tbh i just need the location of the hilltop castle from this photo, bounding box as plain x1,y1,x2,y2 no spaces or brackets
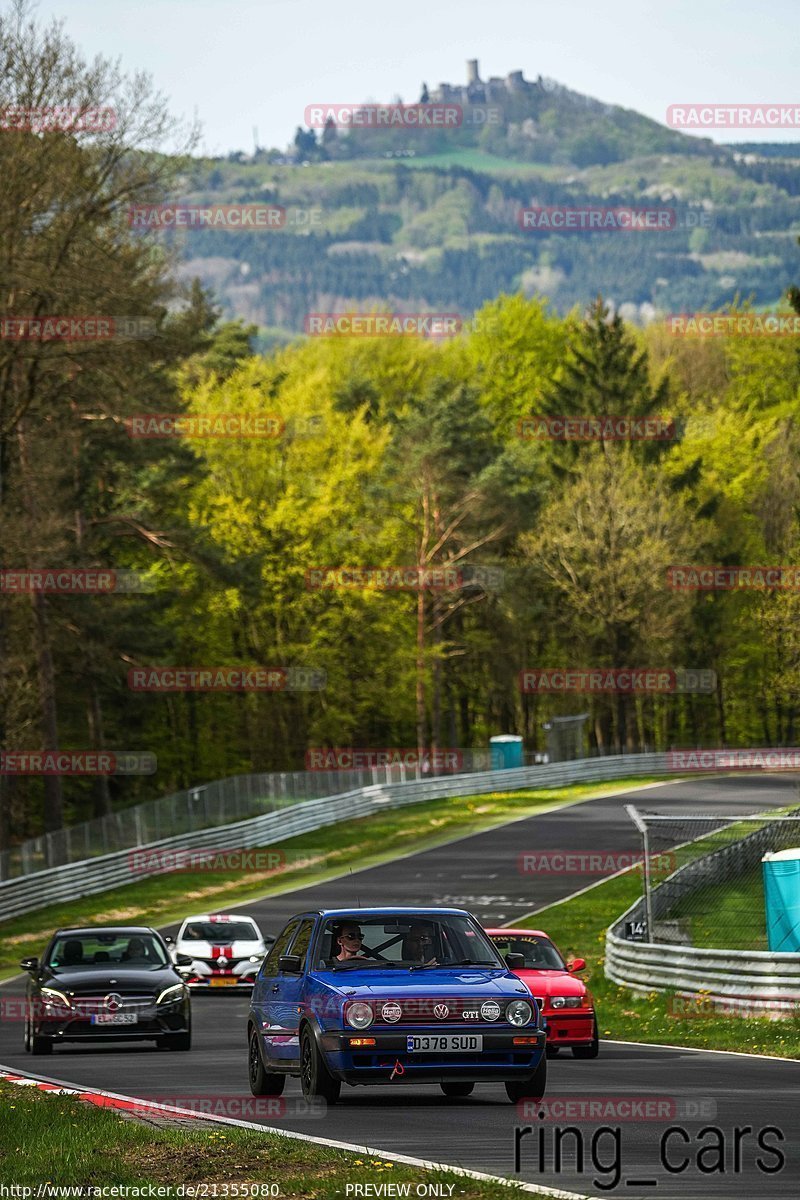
429,60,546,105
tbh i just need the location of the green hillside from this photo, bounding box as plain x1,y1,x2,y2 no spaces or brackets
149,65,800,332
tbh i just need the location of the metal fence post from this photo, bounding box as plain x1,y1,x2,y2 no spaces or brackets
626,804,654,943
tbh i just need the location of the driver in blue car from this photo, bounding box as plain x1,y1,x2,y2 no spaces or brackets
332,922,370,962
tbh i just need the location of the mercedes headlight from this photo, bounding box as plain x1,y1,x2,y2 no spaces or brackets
505,999,533,1027
157,984,185,1005
40,987,71,1010
345,1001,373,1029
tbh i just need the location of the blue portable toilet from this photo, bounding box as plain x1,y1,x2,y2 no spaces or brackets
762,848,800,952
490,735,523,770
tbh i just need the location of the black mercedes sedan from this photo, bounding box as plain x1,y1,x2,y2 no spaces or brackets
20,926,193,1053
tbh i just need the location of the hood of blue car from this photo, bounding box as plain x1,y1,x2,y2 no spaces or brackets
314,967,530,998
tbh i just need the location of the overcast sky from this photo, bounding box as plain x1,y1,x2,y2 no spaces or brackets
31,0,800,155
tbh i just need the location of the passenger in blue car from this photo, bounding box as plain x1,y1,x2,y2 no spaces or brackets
403,923,439,967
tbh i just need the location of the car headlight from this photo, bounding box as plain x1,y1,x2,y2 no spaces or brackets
345,1001,374,1029
249,955,262,963
505,999,533,1027
40,987,71,1010
157,984,186,1005
551,996,583,1009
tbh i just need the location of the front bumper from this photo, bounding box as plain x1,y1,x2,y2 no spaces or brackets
319,1025,547,1084
542,1010,595,1046
187,977,255,990
35,1006,189,1042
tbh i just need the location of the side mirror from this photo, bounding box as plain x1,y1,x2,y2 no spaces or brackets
175,954,194,967
264,934,276,945
505,952,525,970
278,954,302,974
19,956,39,974
568,958,586,972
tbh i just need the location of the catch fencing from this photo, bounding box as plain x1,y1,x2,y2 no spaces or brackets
0,752,667,922
605,805,800,1009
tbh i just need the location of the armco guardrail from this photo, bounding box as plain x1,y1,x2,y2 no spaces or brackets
605,903,800,1009
0,752,667,922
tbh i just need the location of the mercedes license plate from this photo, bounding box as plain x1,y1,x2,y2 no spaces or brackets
91,1013,137,1025
407,1034,482,1052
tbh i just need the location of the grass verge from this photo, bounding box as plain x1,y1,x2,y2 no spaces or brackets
0,1079,555,1196
520,871,800,1058
0,776,665,980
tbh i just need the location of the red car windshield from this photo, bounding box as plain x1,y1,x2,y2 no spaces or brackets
489,934,566,970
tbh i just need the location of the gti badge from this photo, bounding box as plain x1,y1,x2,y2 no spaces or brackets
433,1003,450,1019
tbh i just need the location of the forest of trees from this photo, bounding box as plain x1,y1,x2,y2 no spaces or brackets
3,2,800,851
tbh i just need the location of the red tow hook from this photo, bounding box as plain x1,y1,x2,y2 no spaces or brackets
390,1059,405,1081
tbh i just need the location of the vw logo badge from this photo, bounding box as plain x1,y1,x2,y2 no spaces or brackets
104,993,123,1012
433,1003,449,1020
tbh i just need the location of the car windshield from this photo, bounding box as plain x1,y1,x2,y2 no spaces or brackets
181,920,260,942
489,933,566,970
317,914,505,970
48,932,169,969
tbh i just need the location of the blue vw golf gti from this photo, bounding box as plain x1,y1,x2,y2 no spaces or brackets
247,907,547,1104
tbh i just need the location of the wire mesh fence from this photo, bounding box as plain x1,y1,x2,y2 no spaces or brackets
0,766,419,880
625,801,800,949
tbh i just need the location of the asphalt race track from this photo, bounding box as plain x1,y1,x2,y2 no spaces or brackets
2,774,799,1198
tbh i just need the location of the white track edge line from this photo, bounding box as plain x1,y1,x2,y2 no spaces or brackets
605,1039,800,1064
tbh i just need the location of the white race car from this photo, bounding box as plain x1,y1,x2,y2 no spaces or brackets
168,914,273,990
